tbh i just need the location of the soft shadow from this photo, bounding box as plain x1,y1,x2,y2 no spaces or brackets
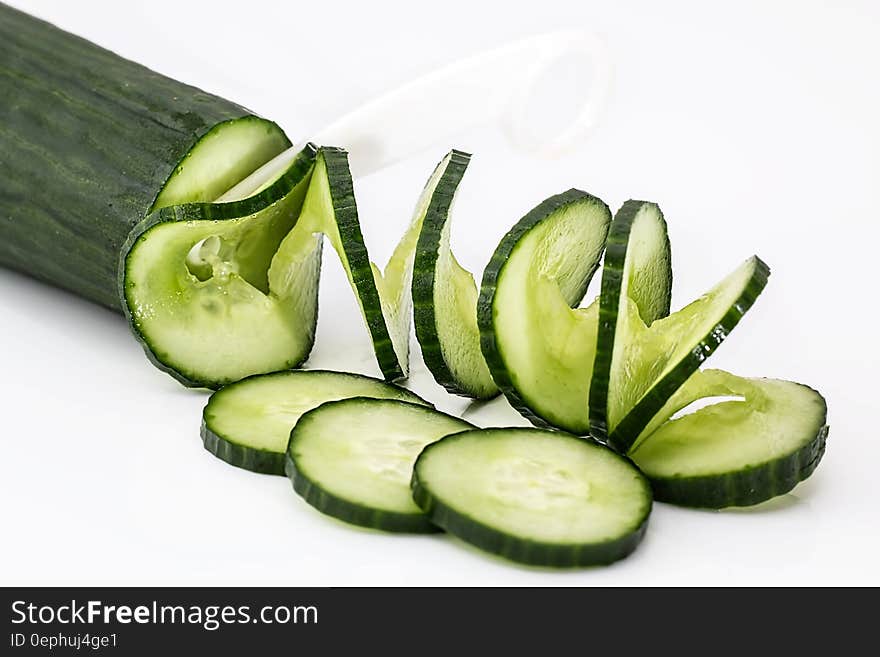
722,493,803,513
665,474,824,515
163,380,216,398
461,394,501,418
1,266,123,329
430,531,646,574
725,474,823,514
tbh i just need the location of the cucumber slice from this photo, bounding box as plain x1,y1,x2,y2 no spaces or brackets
477,190,611,433
291,148,430,381
589,200,672,439
121,145,319,388
412,150,498,399
630,370,828,508
201,370,430,475
412,428,652,567
286,398,473,533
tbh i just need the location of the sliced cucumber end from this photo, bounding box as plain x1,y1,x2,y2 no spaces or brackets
151,116,291,211
121,144,319,389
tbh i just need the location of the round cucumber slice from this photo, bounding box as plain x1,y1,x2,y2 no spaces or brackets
477,190,611,434
201,370,429,475
412,428,652,567
630,372,828,508
286,398,473,533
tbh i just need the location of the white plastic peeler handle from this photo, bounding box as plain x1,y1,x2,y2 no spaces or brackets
314,29,613,176
219,29,611,201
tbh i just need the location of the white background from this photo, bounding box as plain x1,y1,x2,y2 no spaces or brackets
2,0,878,586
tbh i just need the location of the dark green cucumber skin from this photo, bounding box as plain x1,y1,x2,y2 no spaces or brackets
202,423,286,475
320,148,404,382
590,200,672,442
285,454,440,533
607,257,770,454
0,4,288,310
412,149,496,399
477,190,609,430
412,429,652,568
119,146,319,389
201,368,431,476
285,398,471,533
646,402,828,508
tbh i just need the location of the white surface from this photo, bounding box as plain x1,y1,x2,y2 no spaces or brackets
1,0,878,586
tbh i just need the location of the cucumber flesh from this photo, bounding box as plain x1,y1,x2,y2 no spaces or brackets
630,370,828,508
412,150,498,399
477,191,611,434
286,398,473,532
412,428,652,567
614,202,672,324
201,369,429,475
122,144,319,388
152,117,292,211
604,255,769,452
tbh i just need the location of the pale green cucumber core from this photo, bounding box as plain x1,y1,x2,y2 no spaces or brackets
152,117,291,210
434,240,498,398
618,202,672,325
